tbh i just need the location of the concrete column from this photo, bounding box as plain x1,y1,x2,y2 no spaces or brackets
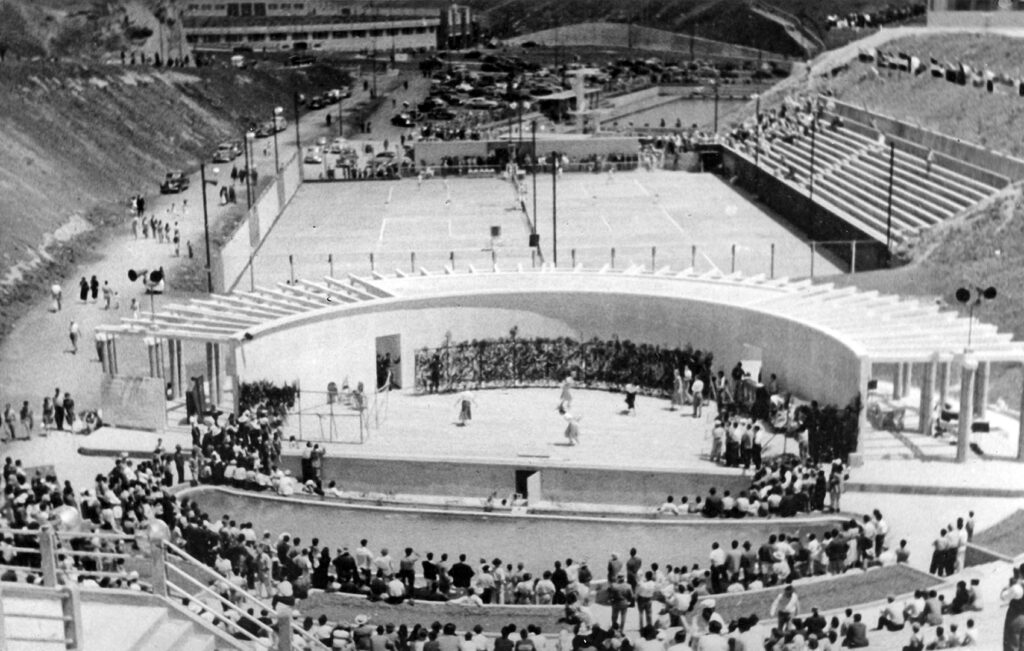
937,359,950,407
146,337,157,378
893,363,904,399
175,340,184,397
97,334,109,375
205,342,215,407
155,340,164,380
109,336,118,375
973,361,989,419
213,343,223,407
105,338,115,376
168,339,178,400
850,357,873,467
956,355,978,464
1018,365,1024,462
920,355,937,435
901,362,912,399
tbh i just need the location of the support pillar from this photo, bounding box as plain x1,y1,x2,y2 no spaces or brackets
920,355,937,435
850,357,873,467
205,342,215,408
937,359,950,408
956,355,977,464
1018,365,1024,462
146,337,158,378
175,340,184,398
97,334,109,375
893,363,904,400
901,362,912,399
168,339,178,400
111,336,119,375
213,343,223,407
105,337,116,376
155,340,164,380
973,361,989,419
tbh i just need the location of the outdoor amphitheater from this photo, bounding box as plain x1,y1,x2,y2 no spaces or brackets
9,12,1024,651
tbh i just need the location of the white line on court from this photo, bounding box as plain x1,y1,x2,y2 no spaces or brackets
633,179,651,196
597,213,612,232
656,205,686,237
701,252,721,273
378,219,388,243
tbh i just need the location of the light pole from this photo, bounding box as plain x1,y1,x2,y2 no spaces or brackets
808,123,818,202
508,101,518,163
885,140,896,254
753,93,761,169
199,164,220,293
518,101,529,150
272,109,281,173
712,78,720,133
338,97,345,139
955,286,997,352
551,151,558,266
293,91,301,156
242,129,253,208
531,120,538,235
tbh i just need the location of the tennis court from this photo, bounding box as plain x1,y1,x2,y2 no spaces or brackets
246,169,841,288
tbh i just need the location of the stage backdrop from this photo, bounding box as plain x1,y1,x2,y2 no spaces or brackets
99,375,167,432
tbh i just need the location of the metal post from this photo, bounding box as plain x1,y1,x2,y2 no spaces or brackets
754,93,761,169
242,130,253,209
651,246,656,270
713,81,719,133
808,125,817,201
288,254,295,285
551,153,558,266
61,584,83,650
272,113,280,173
956,355,977,464
168,338,177,399
571,249,576,267
731,244,736,273
249,253,255,291
770,243,775,279
611,247,616,269
328,254,334,277
214,343,222,407
370,252,375,272
200,163,214,293
449,251,454,269
851,240,857,274
277,607,294,651
691,245,696,270
411,251,416,273
885,141,895,253
531,249,536,268
151,544,169,598
39,526,58,587
293,91,301,160
810,242,816,278
531,121,538,234
338,98,344,138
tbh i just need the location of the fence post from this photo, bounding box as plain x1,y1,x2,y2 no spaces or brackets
277,607,294,651
850,240,857,274
611,247,616,269
731,244,736,274
531,249,536,268
328,253,335,278
691,244,697,270
151,543,169,598
571,249,576,268
370,252,375,272
249,253,255,291
411,251,416,273
651,246,656,270
810,241,816,278
770,243,775,279
288,254,295,285
449,250,455,270
491,249,497,271
62,583,83,651
39,526,58,587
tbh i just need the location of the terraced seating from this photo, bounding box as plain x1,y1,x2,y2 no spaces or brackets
733,122,1003,246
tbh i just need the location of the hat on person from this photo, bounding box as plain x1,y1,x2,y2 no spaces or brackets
354,614,369,625
128,571,140,581
700,598,717,609
277,582,293,597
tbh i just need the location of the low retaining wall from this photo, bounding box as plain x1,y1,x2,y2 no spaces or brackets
720,146,889,270
831,100,1018,187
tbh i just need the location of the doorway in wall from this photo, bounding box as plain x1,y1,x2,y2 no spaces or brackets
514,470,541,501
375,334,401,389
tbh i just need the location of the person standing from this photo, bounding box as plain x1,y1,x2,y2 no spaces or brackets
691,375,705,418
1001,566,1024,651
671,369,684,411
624,383,638,416
78,277,89,303
62,392,76,431
41,396,53,432
558,377,574,412
53,388,64,431
2,404,16,441
69,320,80,354
89,275,99,302
18,401,34,440
102,282,113,309
455,390,476,426
50,282,62,312
607,574,634,632
173,444,186,484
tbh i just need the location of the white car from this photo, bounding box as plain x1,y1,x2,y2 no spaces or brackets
303,147,323,164
329,137,348,154
465,97,499,110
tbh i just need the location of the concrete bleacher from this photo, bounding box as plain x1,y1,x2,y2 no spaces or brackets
752,121,1002,246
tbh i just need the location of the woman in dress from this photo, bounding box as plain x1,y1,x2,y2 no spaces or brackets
558,376,574,413
563,412,581,446
78,277,89,302
623,383,638,416
455,390,476,426
671,369,684,411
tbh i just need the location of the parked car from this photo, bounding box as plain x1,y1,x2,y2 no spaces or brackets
308,95,326,110
465,97,499,110
428,108,457,121
160,170,190,194
303,147,323,164
254,122,275,138
391,113,416,127
212,142,241,162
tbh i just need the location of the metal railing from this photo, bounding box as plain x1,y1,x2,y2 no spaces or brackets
0,525,326,651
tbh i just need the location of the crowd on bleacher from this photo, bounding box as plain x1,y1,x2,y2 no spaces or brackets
858,46,1024,97
825,3,926,31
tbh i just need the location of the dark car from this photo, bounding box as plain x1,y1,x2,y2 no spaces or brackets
160,171,190,194
308,95,326,110
391,113,416,127
428,108,457,121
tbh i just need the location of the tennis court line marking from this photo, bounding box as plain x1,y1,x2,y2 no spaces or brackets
378,219,387,243
701,252,721,273
597,213,612,232
633,179,651,196
657,205,686,237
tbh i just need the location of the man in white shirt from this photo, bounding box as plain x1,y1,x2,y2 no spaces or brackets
355,539,374,583
386,575,406,603
876,595,905,631
656,496,680,516
374,548,396,578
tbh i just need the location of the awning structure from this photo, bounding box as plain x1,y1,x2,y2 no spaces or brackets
96,264,1024,363
96,264,1024,462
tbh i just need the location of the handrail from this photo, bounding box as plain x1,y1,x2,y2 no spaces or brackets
165,564,278,641
163,540,328,650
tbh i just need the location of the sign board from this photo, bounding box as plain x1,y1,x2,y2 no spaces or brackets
99,376,167,432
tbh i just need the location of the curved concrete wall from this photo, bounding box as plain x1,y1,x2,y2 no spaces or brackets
235,285,863,407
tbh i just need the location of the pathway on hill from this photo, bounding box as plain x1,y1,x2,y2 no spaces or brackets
0,68,426,419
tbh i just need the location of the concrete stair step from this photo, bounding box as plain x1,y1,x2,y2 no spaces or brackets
80,602,167,651
131,617,195,651
2,595,69,650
